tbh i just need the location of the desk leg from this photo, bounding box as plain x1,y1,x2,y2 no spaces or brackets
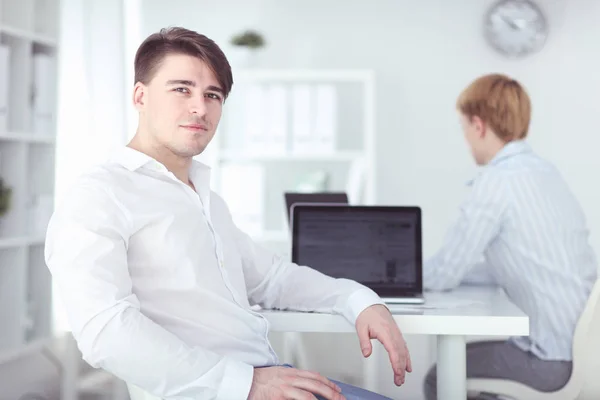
282,332,295,365
437,335,466,400
363,342,382,392
282,332,309,368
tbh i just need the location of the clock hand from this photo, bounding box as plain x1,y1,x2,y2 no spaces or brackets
502,15,520,30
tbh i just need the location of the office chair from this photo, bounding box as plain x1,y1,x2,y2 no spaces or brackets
467,279,600,400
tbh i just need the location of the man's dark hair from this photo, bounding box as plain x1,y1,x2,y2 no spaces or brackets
134,27,233,99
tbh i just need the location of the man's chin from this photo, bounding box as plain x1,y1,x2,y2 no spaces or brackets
470,150,484,166
171,144,208,159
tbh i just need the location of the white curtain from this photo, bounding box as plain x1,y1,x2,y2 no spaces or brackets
53,0,140,333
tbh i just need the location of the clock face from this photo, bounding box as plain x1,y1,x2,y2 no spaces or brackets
484,0,548,58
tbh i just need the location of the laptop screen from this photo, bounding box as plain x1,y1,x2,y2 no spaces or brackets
284,192,348,224
291,205,422,295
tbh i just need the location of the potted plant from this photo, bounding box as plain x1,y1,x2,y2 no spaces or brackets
0,177,11,217
231,30,266,49
228,30,266,69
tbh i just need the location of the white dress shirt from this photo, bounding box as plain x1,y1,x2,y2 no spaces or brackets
424,140,598,361
45,146,383,399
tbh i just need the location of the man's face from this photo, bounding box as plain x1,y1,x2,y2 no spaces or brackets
134,53,224,158
459,112,486,166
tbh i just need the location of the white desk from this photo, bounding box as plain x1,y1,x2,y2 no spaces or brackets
261,285,529,400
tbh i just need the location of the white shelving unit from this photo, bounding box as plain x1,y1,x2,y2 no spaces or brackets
0,0,59,369
197,68,377,256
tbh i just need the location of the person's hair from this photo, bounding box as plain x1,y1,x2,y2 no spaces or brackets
456,73,531,142
134,27,233,99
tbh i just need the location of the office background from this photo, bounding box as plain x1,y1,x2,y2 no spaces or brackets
1,0,599,399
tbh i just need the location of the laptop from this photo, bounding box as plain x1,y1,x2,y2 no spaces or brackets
291,204,425,304
284,192,348,225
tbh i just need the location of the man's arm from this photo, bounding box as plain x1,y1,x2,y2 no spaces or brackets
212,191,383,324
424,170,508,291
45,182,253,400
215,196,412,387
234,225,382,323
462,260,497,286
230,221,414,386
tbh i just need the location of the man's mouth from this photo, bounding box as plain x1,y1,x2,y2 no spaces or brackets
180,124,208,131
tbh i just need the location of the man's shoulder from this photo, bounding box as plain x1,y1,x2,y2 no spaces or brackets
72,161,126,187
59,161,134,208
493,147,555,172
48,163,133,239
472,165,511,188
485,150,563,185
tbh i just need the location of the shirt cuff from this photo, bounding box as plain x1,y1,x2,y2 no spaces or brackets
217,357,254,400
342,287,386,325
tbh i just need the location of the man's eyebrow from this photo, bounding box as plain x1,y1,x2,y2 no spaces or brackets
206,85,224,94
165,80,224,94
166,79,196,86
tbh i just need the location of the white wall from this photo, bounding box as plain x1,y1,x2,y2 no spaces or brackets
55,0,128,201
138,1,600,398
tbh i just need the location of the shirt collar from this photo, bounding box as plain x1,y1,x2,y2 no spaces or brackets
111,146,156,171
466,140,531,186
488,139,532,166
112,146,212,178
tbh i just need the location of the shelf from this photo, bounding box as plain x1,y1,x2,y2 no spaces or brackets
218,150,364,162
0,131,55,143
0,0,63,395
212,68,376,257
0,235,45,249
0,25,57,47
234,69,374,82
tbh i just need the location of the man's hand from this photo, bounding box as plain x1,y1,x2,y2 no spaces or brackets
355,304,412,386
247,366,346,400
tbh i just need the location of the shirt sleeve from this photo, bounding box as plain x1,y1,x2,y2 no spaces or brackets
45,178,254,400
461,260,498,286
226,215,384,325
423,170,509,291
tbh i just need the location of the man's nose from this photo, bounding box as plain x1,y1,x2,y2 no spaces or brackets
190,97,207,116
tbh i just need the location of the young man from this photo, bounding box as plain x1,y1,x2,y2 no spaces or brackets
422,74,598,399
45,27,411,400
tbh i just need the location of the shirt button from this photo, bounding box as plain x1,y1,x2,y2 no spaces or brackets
220,260,224,268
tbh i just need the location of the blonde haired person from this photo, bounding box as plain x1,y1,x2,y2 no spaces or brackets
423,74,597,400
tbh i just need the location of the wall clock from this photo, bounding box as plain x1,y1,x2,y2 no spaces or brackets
484,0,548,58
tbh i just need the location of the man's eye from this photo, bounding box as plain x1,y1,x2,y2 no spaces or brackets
174,87,189,94
206,93,222,101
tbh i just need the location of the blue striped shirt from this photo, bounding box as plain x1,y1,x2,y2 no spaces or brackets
424,140,598,361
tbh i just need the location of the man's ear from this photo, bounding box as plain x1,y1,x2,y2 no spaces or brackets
472,115,486,138
133,82,146,111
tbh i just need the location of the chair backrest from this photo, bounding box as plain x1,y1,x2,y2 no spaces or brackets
467,279,600,400
569,278,600,399
127,383,162,400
